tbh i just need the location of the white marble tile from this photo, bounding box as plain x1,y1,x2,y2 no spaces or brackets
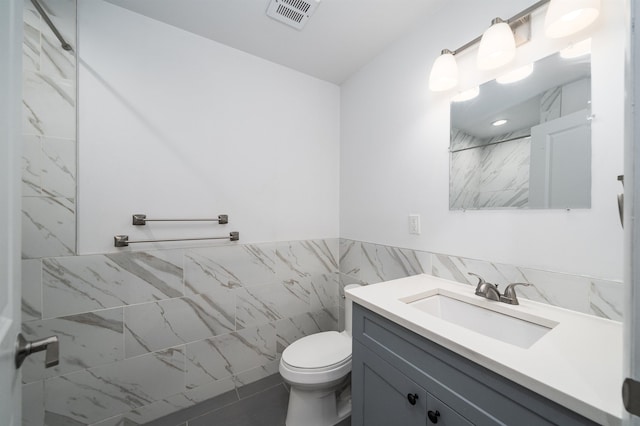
431,253,592,314
450,128,485,151
339,239,361,277
450,148,482,209
308,272,339,311
44,347,185,425
451,137,530,209
589,279,624,321
477,189,529,209
431,253,500,286
23,71,75,139
41,29,75,81
164,377,236,410
185,324,276,390
22,307,124,383
23,3,41,72
22,196,75,259
275,308,339,354
359,243,428,284
184,244,276,294
478,138,530,193
41,137,76,198
277,239,340,316
23,381,44,426
232,359,280,388
22,258,42,322
276,239,339,285
541,86,562,123
23,133,42,196
122,398,189,425
235,281,309,329
515,267,591,314
124,289,235,358
42,250,183,318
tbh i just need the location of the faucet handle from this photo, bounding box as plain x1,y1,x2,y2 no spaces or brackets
500,282,530,305
468,272,486,286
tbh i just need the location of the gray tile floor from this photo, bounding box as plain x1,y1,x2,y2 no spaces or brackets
146,373,351,426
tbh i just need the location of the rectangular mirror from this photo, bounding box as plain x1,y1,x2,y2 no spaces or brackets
449,50,592,210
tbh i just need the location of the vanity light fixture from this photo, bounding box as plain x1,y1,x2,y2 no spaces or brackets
492,119,508,126
544,0,600,39
428,0,601,92
451,87,480,102
429,49,458,92
496,63,534,84
477,18,517,71
560,38,592,58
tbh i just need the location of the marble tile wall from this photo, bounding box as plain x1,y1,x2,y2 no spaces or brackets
450,129,530,210
21,239,340,425
22,0,77,259
339,239,623,329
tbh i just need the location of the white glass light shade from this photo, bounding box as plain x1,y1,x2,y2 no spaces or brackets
452,87,480,102
429,51,458,92
477,20,516,71
496,63,534,84
544,0,600,39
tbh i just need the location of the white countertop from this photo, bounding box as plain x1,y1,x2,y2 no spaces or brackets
346,274,623,426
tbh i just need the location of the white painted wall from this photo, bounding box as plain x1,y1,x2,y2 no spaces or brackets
341,0,625,281
78,1,340,254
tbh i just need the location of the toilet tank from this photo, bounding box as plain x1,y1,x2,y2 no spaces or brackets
343,284,362,336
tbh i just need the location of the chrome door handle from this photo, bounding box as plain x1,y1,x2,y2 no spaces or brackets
15,333,59,369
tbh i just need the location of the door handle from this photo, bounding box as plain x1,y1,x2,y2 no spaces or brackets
15,333,59,369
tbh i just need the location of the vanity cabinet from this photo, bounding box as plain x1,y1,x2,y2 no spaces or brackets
351,304,598,426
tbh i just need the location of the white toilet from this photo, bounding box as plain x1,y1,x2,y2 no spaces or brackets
279,284,361,426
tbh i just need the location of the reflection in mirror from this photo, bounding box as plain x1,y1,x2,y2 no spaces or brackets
449,49,592,210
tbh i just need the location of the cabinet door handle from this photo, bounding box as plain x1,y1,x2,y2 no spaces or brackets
428,410,440,423
407,393,418,405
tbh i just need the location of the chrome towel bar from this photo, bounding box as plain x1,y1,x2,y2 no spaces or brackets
30,0,73,52
132,214,228,225
114,232,239,247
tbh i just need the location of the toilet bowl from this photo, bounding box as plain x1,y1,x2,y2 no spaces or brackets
279,284,361,426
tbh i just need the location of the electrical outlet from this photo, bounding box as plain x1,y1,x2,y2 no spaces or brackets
408,214,421,235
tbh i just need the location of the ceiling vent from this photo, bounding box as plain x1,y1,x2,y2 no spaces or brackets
266,0,321,30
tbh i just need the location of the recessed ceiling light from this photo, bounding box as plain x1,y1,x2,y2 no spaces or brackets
492,119,508,126
496,63,534,84
451,87,480,102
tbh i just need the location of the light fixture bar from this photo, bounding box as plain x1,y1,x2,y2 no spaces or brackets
448,0,549,56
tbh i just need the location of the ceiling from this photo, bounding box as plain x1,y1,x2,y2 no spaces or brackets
103,0,447,84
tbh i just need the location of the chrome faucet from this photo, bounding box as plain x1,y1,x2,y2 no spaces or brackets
468,272,500,301
468,273,531,305
499,282,530,305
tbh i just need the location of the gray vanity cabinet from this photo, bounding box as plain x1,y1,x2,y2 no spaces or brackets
351,304,598,426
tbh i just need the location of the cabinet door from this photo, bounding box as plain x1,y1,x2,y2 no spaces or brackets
353,341,426,426
426,393,473,426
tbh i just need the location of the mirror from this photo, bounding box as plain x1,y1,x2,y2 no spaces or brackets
450,50,592,210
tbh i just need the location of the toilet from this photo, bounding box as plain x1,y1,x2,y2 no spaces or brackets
279,284,361,426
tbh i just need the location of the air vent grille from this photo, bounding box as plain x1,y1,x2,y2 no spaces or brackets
282,0,311,13
266,0,320,30
276,4,304,23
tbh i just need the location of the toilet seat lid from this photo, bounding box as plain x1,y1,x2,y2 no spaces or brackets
282,331,351,370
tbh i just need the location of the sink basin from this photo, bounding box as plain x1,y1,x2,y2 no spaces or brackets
404,291,556,349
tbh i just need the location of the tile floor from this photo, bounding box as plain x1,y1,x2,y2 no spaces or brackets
147,373,351,426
